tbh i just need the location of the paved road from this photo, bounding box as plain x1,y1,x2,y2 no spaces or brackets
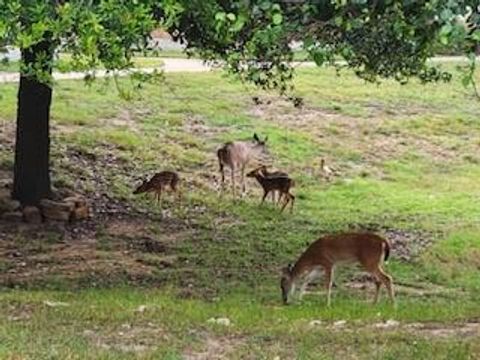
0,56,477,84
0,58,215,83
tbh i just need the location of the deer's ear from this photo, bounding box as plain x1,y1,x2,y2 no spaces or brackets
288,263,293,272
253,133,260,142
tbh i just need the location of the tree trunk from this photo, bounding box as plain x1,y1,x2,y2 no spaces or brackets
12,42,54,206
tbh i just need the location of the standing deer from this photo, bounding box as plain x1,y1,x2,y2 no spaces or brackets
217,133,268,197
260,165,293,205
246,166,295,212
258,165,288,203
280,232,395,306
133,171,180,205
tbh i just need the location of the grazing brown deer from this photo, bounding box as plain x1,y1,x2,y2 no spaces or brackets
280,232,394,306
246,166,295,212
133,171,180,205
217,133,268,197
258,165,288,203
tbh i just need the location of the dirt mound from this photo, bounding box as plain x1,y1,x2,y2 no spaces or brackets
347,223,434,261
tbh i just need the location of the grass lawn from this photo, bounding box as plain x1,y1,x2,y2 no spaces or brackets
0,62,480,358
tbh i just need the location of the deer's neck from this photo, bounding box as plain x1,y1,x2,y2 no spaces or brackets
247,143,263,156
290,254,315,279
254,174,267,184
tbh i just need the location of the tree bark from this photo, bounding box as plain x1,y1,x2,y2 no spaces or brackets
12,42,54,206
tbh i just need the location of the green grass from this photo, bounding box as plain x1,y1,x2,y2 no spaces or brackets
1,62,480,358
0,289,478,359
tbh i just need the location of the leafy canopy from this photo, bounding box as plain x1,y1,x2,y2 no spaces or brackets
0,0,479,93
173,1,479,92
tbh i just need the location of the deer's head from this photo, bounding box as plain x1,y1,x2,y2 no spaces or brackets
280,263,295,305
253,133,268,148
133,178,150,195
246,166,265,178
251,133,269,159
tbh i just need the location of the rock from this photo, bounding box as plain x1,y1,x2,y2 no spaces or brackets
63,195,89,221
374,319,400,329
0,191,20,213
40,199,74,221
83,329,95,337
43,300,70,307
309,320,323,327
64,195,87,208
333,320,347,328
8,313,31,321
43,208,71,222
71,204,89,220
135,305,147,313
0,179,11,189
1,211,23,222
23,206,43,224
207,317,231,326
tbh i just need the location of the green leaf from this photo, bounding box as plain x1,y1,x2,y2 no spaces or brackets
461,75,471,87
215,12,226,22
272,13,283,26
231,15,247,32
471,30,480,42
259,1,271,11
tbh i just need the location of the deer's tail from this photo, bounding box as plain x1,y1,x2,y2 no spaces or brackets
383,240,390,262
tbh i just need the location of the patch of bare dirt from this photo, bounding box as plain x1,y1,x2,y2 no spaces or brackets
183,334,245,360
83,322,169,354
183,114,222,138
370,320,480,339
405,322,480,338
0,211,195,288
307,319,480,339
344,278,462,299
347,223,435,261
249,98,460,179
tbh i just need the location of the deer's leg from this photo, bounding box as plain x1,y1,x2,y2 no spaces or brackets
261,190,269,205
240,165,246,197
324,265,334,307
155,188,162,206
373,267,395,305
231,167,236,198
289,193,295,213
299,269,320,301
171,182,181,202
219,163,225,191
280,192,290,212
371,275,382,304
